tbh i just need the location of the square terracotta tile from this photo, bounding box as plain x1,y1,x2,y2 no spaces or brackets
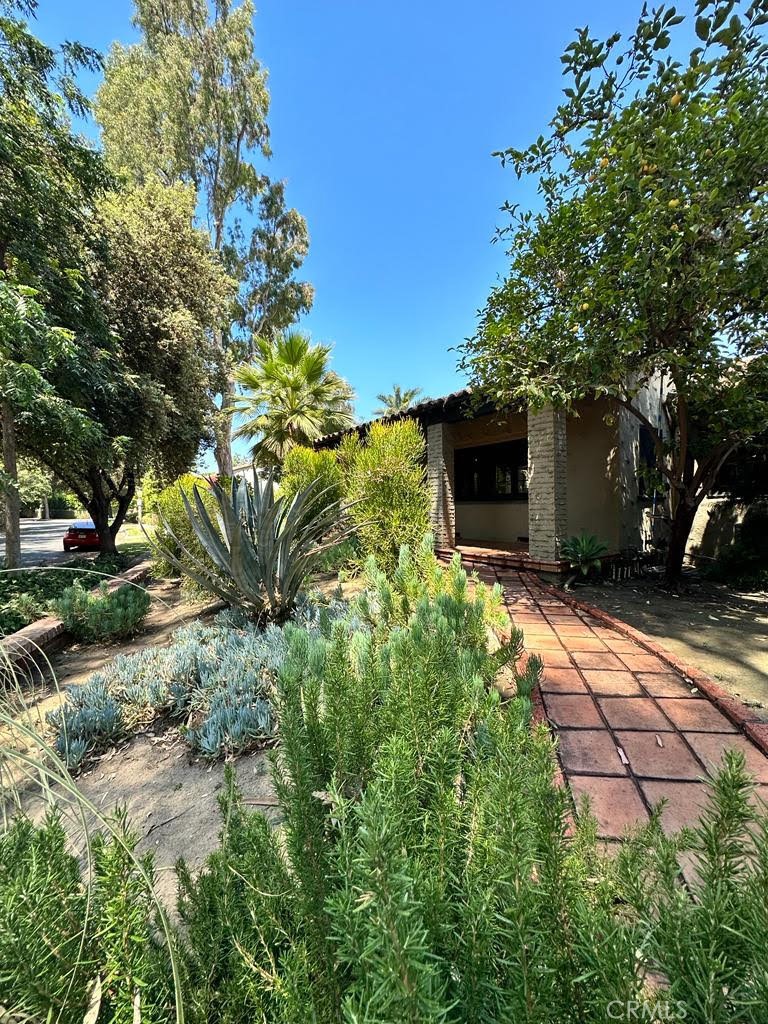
560,636,608,652
602,638,644,654
636,673,698,698
525,634,566,652
540,668,588,694
513,613,548,624
553,622,595,637
538,649,573,668
598,697,673,731
572,651,627,671
569,775,649,838
543,693,603,729
545,612,581,623
582,670,644,696
558,730,626,776
619,653,670,673
522,622,558,636
639,780,712,834
685,732,768,784
657,698,737,733
615,731,702,780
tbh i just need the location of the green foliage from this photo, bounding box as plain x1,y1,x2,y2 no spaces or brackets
52,580,150,643
232,331,356,466
0,810,172,1024
0,553,137,635
154,471,354,622
280,446,343,513
560,532,609,578
341,419,431,573
373,383,423,417
460,0,768,580
152,473,220,585
704,500,768,590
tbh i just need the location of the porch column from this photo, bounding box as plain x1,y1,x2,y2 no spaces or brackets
426,422,455,549
527,405,568,562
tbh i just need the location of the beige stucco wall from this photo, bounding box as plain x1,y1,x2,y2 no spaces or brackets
451,411,529,544
565,399,621,550
687,496,747,559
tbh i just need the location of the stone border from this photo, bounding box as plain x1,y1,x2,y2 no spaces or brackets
1,560,154,676
521,572,768,757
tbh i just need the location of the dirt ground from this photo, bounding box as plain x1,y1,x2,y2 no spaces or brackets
3,573,365,912
576,574,768,714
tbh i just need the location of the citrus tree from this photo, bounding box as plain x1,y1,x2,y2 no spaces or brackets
460,0,768,581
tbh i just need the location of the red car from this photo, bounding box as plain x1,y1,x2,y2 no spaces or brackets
63,519,101,552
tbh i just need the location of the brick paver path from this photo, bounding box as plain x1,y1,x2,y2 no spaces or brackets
487,569,768,843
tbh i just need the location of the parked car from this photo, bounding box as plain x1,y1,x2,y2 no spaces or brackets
63,519,100,551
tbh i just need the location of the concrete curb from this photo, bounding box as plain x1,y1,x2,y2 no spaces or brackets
521,572,768,758
1,560,154,678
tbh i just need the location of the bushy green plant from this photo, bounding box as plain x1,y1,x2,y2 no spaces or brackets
341,418,430,573
154,471,355,622
151,472,221,584
704,501,768,591
52,581,150,643
280,446,343,516
0,811,172,1024
560,532,608,586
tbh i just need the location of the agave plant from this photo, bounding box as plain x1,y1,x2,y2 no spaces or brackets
152,469,356,622
559,532,608,588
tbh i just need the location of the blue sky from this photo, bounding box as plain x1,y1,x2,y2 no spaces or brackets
34,0,644,431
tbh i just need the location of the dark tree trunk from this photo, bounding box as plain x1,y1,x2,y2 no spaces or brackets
214,381,235,479
2,399,21,569
87,489,117,555
664,499,698,583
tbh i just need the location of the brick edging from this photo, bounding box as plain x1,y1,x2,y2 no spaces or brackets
1,560,154,674
520,572,768,757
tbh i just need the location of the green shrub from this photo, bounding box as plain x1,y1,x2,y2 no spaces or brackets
0,811,172,1024
152,473,221,585
704,501,768,590
52,581,150,643
341,418,430,573
280,446,343,516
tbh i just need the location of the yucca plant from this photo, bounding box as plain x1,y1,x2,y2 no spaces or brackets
560,532,608,588
153,469,356,622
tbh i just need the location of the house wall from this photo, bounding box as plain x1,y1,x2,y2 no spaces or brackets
565,398,621,551
617,374,669,550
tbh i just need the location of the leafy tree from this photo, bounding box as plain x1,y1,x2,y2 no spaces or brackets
373,384,424,417
232,330,355,465
0,0,110,566
16,456,53,515
35,179,234,553
95,0,313,477
459,0,768,581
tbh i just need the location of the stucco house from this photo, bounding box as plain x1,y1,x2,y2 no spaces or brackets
318,385,667,573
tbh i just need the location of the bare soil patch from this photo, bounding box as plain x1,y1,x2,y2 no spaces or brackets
572,575,768,714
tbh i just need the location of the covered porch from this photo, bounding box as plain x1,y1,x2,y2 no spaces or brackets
427,397,637,573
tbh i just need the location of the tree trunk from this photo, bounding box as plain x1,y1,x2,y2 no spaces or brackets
214,380,235,478
41,495,49,519
107,472,135,547
2,399,21,569
664,499,698,583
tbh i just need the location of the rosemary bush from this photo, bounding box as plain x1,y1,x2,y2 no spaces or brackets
0,812,172,1024
52,581,151,643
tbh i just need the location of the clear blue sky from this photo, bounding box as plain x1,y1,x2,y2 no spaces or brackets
33,0,643,424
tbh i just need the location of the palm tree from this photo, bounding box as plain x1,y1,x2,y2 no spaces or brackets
231,330,356,465
373,384,423,417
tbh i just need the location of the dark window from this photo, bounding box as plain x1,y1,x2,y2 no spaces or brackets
455,439,528,502
638,426,656,499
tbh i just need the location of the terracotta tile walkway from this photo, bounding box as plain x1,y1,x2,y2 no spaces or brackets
485,568,768,843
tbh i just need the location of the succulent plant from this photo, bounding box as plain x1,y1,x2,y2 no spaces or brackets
153,469,357,621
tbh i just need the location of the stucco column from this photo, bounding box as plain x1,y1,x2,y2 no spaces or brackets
426,422,455,548
527,405,568,562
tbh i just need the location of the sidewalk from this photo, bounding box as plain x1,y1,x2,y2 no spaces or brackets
491,570,768,842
